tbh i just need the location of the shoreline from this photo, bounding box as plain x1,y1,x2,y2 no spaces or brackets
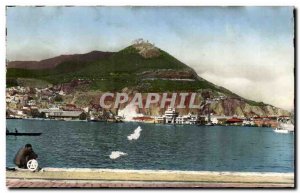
6,167,294,188
40,167,294,176
7,118,276,128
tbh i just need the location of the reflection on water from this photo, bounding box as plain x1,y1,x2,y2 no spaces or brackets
6,119,294,172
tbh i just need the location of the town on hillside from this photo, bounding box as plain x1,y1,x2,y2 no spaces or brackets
6,85,293,128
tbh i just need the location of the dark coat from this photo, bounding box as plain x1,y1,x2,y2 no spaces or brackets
14,147,38,168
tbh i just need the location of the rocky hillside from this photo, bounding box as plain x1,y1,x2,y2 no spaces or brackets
61,89,290,117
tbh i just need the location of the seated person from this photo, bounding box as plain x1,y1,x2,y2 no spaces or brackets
14,144,38,169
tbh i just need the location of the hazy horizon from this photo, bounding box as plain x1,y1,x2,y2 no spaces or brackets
6,6,294,111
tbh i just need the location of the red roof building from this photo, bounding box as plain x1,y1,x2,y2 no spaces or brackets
226,118,243,123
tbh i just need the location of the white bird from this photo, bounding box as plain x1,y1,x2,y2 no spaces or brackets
109,151,127,159
127,126,142,140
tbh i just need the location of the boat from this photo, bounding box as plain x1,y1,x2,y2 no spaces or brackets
273,117,294,134
278,122,294,131
274,128,289,134
205,122,214,126
6,132,42,136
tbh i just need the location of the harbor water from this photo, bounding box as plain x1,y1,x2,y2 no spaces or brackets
6,119,294,172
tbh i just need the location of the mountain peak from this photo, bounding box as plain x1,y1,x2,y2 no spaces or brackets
131,39,161,58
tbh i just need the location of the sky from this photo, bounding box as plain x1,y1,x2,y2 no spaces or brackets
6,6,294,110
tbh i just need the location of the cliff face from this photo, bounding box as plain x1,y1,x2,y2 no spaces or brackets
208,99,290,117
66,90,290,117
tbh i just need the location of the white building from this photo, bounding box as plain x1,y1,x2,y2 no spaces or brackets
211,117,219,124
164,107,178,124
27,100,36,106
175,113,198,125
242,119,255,126
39,109,83,120
206,115,232,125
155,116,165,124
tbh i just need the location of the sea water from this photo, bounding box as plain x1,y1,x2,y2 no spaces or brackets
6,119,294,172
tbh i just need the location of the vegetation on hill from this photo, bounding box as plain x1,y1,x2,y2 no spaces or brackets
5,43,271,107
7,45,207,92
